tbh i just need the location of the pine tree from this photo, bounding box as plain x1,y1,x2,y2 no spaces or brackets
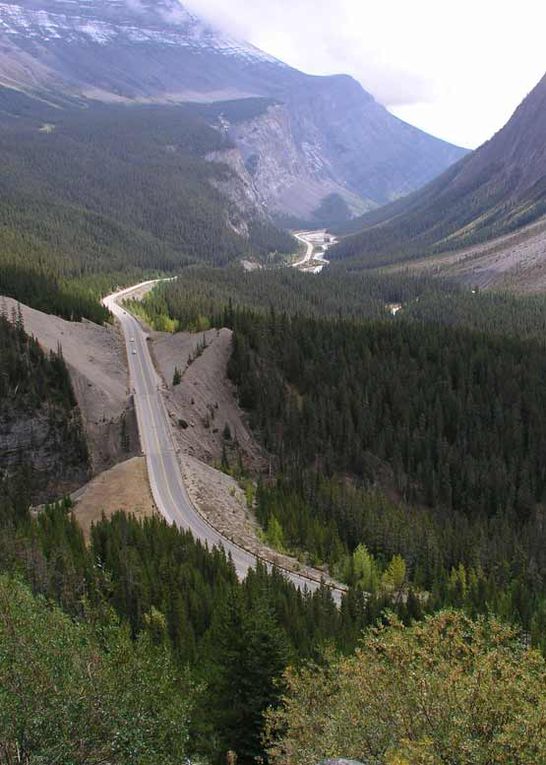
204,588,289,764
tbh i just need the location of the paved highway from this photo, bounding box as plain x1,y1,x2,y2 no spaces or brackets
292,230,336,273
104,282,345,601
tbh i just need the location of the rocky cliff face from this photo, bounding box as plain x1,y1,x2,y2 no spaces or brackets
0,406,89,502
0,305,90,503
0,0,467,224
205,147,267,235
226,101,371,221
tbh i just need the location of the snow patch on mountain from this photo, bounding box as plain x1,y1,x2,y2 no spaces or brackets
0,1,281,63
0,0,467,223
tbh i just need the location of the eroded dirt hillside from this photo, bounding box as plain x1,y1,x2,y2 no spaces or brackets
151,326,265,471
0,297,138,474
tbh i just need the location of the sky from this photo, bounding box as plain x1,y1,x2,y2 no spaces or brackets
183,0,545,149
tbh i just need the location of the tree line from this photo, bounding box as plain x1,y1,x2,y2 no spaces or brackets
137,270,546,654
0,486,422,763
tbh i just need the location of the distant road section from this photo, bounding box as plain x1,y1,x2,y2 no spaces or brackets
292,230,337,273
103,282,345,602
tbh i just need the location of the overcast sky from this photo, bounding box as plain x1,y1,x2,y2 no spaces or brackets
183,0,545,149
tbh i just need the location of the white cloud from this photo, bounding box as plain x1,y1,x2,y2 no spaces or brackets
124,0,145,12
182,0,546,148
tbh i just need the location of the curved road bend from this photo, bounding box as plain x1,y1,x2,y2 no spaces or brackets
292,230,334,273
104,282,345,602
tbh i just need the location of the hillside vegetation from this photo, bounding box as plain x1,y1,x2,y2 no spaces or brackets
134,264,444,329
141,263,546,342
0,576,193,765
224,310,546,636
0,89,294,320
0,490,421,763
142,273,546,653
3,262,546,765
1,40,545,763
268,611,546,765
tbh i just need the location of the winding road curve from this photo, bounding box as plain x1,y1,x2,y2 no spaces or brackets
104,282,345,602
292,230,336,273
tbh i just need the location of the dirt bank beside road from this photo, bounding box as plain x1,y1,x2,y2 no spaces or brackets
0,296,138,473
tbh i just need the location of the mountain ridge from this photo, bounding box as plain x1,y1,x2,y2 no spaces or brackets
331,72,546,264
0,0,467,222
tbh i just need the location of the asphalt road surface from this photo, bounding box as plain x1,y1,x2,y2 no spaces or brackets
104,282,344,602
292,230,335,273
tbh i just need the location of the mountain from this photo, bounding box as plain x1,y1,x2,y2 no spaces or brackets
0,91,297,322
0,0,467,222
332,72,546,266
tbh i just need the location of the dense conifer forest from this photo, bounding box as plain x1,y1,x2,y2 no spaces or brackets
134,264,442,328
0,90,293,320
1,83,546,765
228,314,546,518
140,272,546,655
228,312,546,647
0,484,420,762
0,304,413,764
0,266,416,762
141,262,546,342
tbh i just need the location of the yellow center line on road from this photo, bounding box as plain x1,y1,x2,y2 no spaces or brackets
131,324,184,524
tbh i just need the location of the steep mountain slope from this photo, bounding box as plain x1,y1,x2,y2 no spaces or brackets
332,72,546,266
0,0,466,222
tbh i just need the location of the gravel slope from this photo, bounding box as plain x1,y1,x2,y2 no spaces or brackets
73,456,156,542
0,296,137,473
151,327,265,471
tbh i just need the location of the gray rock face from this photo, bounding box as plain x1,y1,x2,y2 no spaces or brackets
226,101,372,220
0,0,467,221
205,147,267,234
0,406,89,502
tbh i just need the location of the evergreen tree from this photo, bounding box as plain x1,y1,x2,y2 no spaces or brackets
204,587,289,763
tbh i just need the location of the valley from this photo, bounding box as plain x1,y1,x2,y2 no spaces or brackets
383,214,546,292
1,274,347,594
332,72,546,277
0,0,466,225
0,2,545,764
292,230,337,273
